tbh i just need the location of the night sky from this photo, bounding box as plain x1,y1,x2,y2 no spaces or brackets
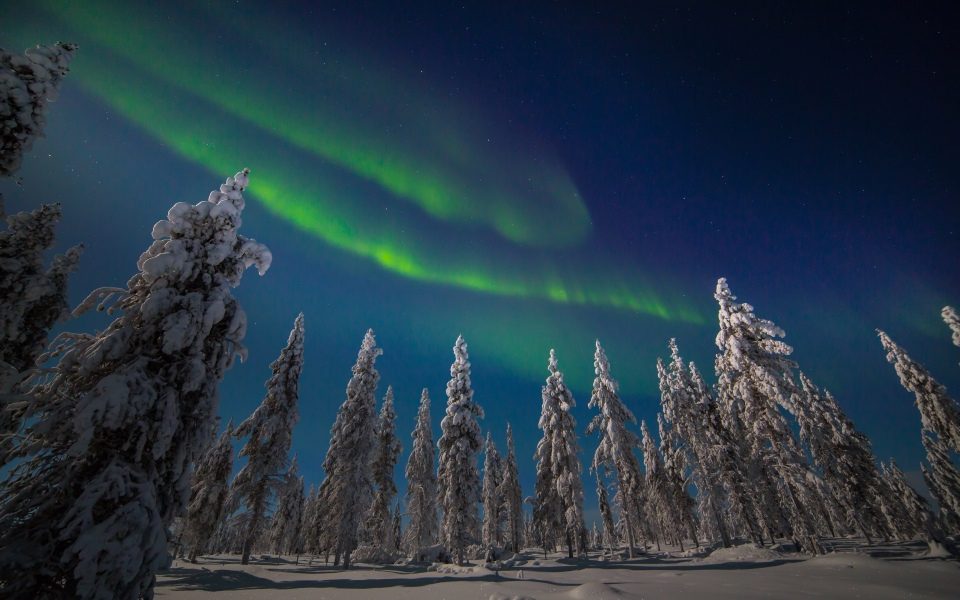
2,1,958,515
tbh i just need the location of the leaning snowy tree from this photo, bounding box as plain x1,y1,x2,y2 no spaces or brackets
943,306,960,352
0,204,81,461
879,329,960,453
499,422,524,553
183,421,236,563
0,168,271,598
1,42,77,177
534,349,585,558
587,340,647,558
437,335,484,565
365,385,402,552
0,204,82,375
315,329,382,569
481,432,504,548
404,388,438,554
794,372,890,542
231,313,304,565
657,341,731,547
270,458,305,556
714,278,824,553
880,459,934,540
878,329,960,536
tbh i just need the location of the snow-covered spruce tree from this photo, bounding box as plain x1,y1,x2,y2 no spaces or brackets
689,361,765,545
315,329,381,569
658,413,698,549
587,340,646,557
595,469,617,555
943,306,960,351
795,373,889,541
657,342,730,547
404,388,438,554
0,42,77,177
714,278,823,552
880,460,933,540
300,484,320,557
270,459,305,556
366,385,402,551
437,335,484,564
0,168,271,598
482,432,504,547
231,313,304,565
499,422,524,553
535,349,585,558
0,203,82,374
878,330,960,453
183,421,235,563
639,419,669,550
921,431,960,533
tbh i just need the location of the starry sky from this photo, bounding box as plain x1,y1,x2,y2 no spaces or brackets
2,1,958,513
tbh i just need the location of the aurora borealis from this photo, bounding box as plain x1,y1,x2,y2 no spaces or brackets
1,0,957,511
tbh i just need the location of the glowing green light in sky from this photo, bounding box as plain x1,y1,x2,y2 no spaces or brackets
4,2,704,324
35,0,591,249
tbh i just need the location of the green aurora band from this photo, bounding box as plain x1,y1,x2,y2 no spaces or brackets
35,0,590,249
3,1,703,324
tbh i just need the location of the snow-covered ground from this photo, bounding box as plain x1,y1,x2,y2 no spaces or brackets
156,542,959,599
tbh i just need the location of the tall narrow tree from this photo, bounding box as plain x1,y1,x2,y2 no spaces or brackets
183,422,235,562
500,423,524,553
271,458,305,556
367,386,402,550
315,329,382,569
404,388,438,553
482,432,504,547
437,335,484,564
921,431,960,533
232,313,305,565
714,278,821,552
795,372,889,541
878,330,960,453
587,340,646,557
0,168,271,598
534,350,585,557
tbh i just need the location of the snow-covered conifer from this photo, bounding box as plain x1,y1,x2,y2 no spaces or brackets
499,422,524,553
658,414,698,549
0,168,271,598
587,340,646,557
315,329,382,569
714,278,822,552
880,460,932,540
656,342,732,548
536,350,585,557
795,373,889,541
482,432,504,547
943,306,960,350
595,468,617,555
437,335,484,564
183,421,235,562
404,388,438,553
921,431,960,533
879,330,960,453
0,203,81,375
231,313,304,564
366,385,402,550
271,459,305,556
0,42,77,177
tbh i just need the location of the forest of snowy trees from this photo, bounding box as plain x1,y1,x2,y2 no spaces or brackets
1,40,960,600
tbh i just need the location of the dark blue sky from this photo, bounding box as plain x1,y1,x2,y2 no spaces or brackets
2,0,958,512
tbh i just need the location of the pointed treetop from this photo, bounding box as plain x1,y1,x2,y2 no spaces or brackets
943,306,960,349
